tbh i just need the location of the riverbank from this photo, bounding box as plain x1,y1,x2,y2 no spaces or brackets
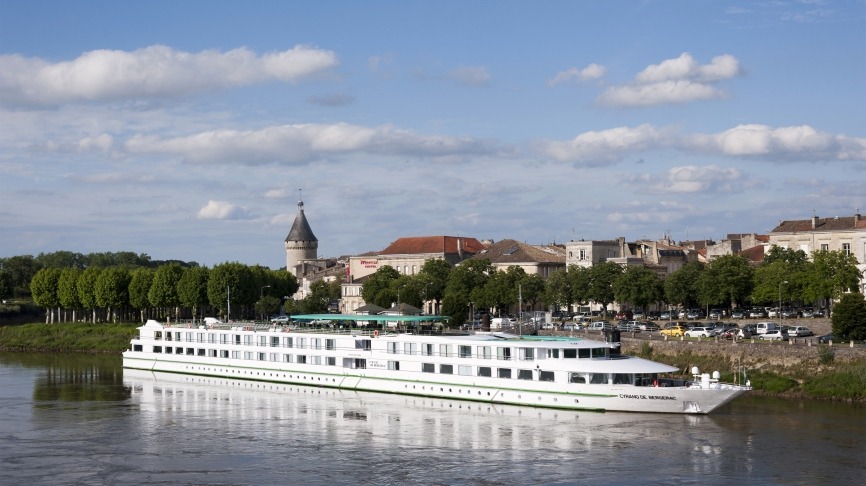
2,321,864,402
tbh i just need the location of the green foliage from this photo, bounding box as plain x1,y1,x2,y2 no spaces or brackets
177,266,210,319
614,265,662,310
418,259,451,303
484,266,525,315
148,263,184,310
664,262,704,309
57,268,82,311
803,250,862,306
442,259,493,325
699,255,753,307
639,341,653,359
750,372,798,394
831,292,866,340
77,267,101,320
30,268,62,310
802,363,866,400
128,268,155,311
361,265,401,308
544,268,571,309
0,322,139,353
0,255,41,298
95,267,131,321
817,345,835,365
587,262,622,314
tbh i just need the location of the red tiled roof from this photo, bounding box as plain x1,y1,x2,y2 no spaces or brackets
739,245,765,263
772,215,866,233
470,239,565,264
379,236,485,256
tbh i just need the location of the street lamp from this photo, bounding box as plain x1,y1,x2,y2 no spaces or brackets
778,280,788,327
260,285,271,322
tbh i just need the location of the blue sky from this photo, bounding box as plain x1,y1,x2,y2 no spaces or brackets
1,1,865,269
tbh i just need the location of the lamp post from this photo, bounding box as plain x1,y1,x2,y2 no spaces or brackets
779,280,788,327
260,285,271,322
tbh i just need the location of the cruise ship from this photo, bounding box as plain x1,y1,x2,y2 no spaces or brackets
122,314,750,414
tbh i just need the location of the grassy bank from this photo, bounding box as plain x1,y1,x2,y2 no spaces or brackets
2,321,864,402
0,322,139,353
633,342,866,402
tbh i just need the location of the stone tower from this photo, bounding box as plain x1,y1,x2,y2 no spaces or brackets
284,195,318,277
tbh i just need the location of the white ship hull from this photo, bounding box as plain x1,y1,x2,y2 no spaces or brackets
123,320,748,414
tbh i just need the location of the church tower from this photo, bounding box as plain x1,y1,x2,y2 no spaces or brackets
284,194,318,277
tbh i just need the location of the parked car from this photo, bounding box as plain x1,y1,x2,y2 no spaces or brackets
812,308,827,318
708,308,725,319
801,308,814,318
787,326,813,337
562,323,580,332
818,333,837,344
270,315,290,324
686,309,705,319
659,311,673,320
760,329,789,341
767,308,780,318
588,321,613,331
639,322,660,332
633,310,646,320
781,308,800,319
685,327,716,338
615,310,634,320
619,321,642,332
660,324,687,337
731,309,747,319
749,308,766,319
742,324,758,335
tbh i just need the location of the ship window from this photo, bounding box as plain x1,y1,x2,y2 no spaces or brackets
133,344,143,352
477,367,492,377
155,331,162,340
165,333,172,342
564,349,577,359
244,351,253,360
327,357,336,366
208,334,215,344
258,352,266,361
284,337,293,348
517,369,533,380
197,348,206,356
388,361,400,371
186,332,193,342
197,333,204,343
423,344,434,356
519,348,534,361
270,353,279,362
440,364,453,374
422,363,435,373
209,349,217,357
176,347,183,354
387,342,399,354
297,355,307,364
152,346,162,353
311,356,321,365
579,348,591,358
479,346,491,359
459,345,472,358
497,368,512,379
284,354,293,363
591,348,607,358
311,338,321,350
404,342,417,355
356,339,372,351
496,347,512,361
569,373,586,384
186,348,194,355
326,339,336,350
548,349,560,359
297,337,306,348
234,335,241,345
232,351,241,359
539,371,555,382
439,344,453,357
221,334,228,344
458,365,472,376
221,350,229,358
613,374,631,384
590,373,607,384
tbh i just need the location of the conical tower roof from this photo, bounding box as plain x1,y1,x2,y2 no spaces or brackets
285,198,317,243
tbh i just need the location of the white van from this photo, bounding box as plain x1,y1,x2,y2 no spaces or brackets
588,321,613,331
755,321,779,335
490,317,515,330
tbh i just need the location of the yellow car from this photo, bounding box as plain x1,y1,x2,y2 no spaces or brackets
660,324,687,337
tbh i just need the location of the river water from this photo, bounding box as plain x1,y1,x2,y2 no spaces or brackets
0,352,863,485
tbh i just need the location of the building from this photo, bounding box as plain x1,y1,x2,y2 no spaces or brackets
470,239,566,278
769,213,866,293
284,196,319,278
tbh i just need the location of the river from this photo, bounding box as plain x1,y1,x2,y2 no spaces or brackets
0,352,863,485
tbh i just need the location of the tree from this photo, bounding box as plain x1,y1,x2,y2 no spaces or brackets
700,255,753,308
587,262,622,316
0,255,41,298
30,268,61,323
299,278,341,314
77,267,102,323
831,292,866,341
664,262,704,310
178,266,210,322
361,266,401,308
544,268,572,312
207,262,257,320
35,251,87,269
803,250,862,311
95,267,130,322
442,259,493,326
129,268,155,322
57,268,82,322
417,258,451,314
483,266,525,316
519,273,546,314
614,265,663,311
569,265,592,313
149,263,184,320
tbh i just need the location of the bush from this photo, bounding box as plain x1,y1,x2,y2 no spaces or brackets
831,292,866,340
818,345,835,365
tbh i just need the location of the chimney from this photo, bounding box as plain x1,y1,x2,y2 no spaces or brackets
457,238,464,260
812,215,819,229
855,213,861,225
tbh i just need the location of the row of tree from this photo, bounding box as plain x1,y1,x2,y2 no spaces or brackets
354,248,862,326
28,262,298,323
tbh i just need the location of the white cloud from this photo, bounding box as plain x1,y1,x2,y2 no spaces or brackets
631,165,747,194
536,124,673,165
125,122,501,164
447,66,491,87
688,124,866,160
548,63,606,86
0,45,338,105
196,200,252,220
598,53,741,107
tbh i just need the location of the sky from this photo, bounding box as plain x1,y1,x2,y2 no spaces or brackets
1,1,865,269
